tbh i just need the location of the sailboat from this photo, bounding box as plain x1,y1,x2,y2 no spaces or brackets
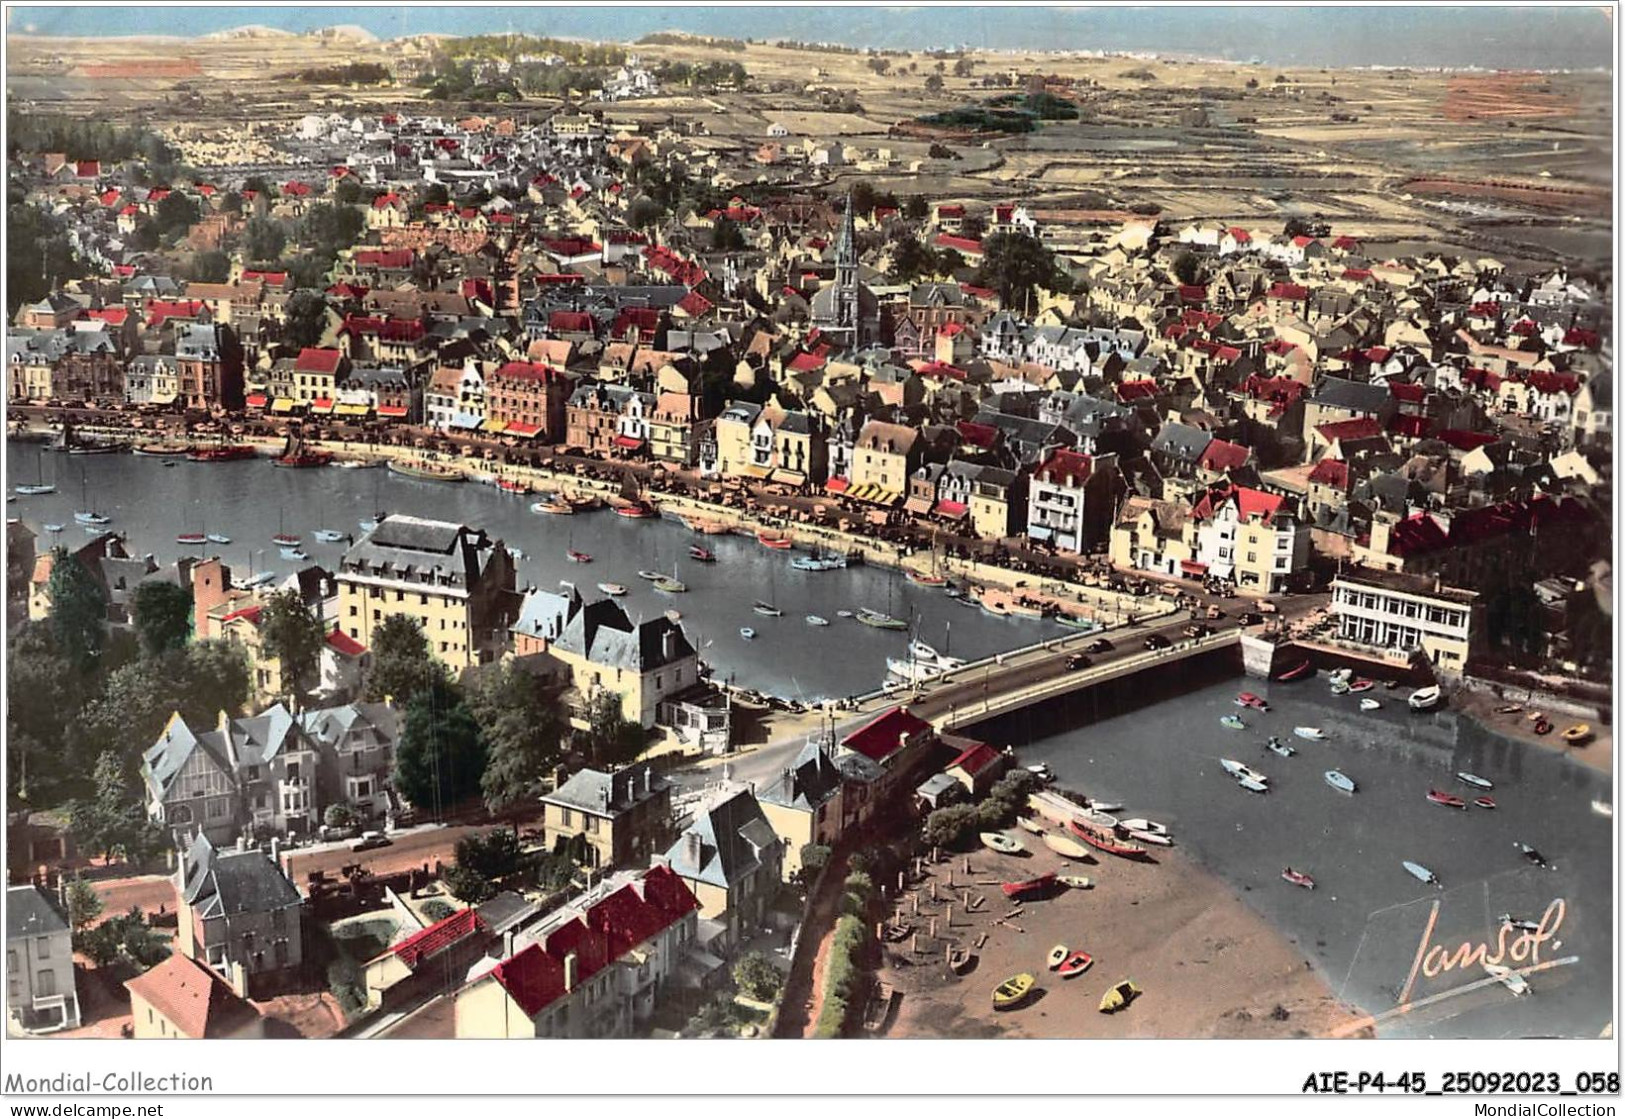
272,508,300,548
73,466,110,525
312,500,347,543
15,450,55,496
907,530,949,587
753,553,781,615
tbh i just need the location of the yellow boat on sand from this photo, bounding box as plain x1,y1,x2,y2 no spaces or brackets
992,973,1038,1011
1099,979,1141,1014
1043,832,1091,860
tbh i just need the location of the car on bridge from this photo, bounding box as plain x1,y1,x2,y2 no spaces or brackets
1065,653,1092,671
1086,637,1114,654
1144,633,1171,651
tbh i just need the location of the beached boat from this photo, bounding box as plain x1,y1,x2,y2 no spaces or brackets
1220,714,1246,731
1474,796,1497,810
948,948,974,975
1483,962,1530,997
1533,717,1553,735
597,583,628,596
1065,820,1149,860
992,974,1037,1011
753,601,783,617
1118,818,1170,838
1359,698,1381,711
688,544,717,562
1281,867,1316,890
1276,661,1312,682
1562,724,1593,744
1000,872,1056,901
1220,759,1267,785
1408,685,1442,711
1324,770,1356,794
856,607,907,630
1427,788,1468,810
1455,772,1493,790
739,627,756,640
1057,950,1093,979
1235,692,1269,711
1293,726,1327,740
980,832,1025,855
1017,816,1046,835
1042,833,1090,861
567,550,593,564
1402,861,1440,887
1047,945,1069,970
1266,736,1296,758
388,458,461,482
806,615,830,627
1330,679,1350,696
1058,875,1093,890
1125,828,1172,847
1098,980,1140,1014
756,530,793,549
176,532,206,545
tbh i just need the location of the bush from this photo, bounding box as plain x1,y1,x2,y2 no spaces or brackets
921,803,980,849
732,952,782,1001
812,915,871,1038
420,899,457,923
324,803,358,829
840,871,875,918
798,843,832,882
443,865,494,903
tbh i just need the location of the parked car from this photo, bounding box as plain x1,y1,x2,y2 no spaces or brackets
1238,611,1264,626
351,831,393,852
1144,633,1171,651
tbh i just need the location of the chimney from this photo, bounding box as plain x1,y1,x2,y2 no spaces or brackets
563,950,579,993
662,628,675,661
781,767,795,802
270,837,281,873
684,831,703,867
643,766,652,795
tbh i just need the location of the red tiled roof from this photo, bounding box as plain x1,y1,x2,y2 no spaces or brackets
1525,371,1579,396
1389,381,1426,403
491,361,562,384
325,629,367,658
221,605,264,627
296,347,344,375
354,249,414,270
677,290,714,317
948,740,1001,777
788,351,826,373
76,160,101,178
1115,379,1159,402
610,306,660,341
245,393,268,408
1332,235,1360,250
1563,328,1600,349
1290,235,1316,248
1226,226,1251,242
1388,413,1432,439
1034,447,1095,487
1437,429,1498,451
371,192,404,209
933,233,983,254
549,310,595,334
242,270,289,286
283,181,312,196
99,189,121,207
1306,457,1349,489
1267,282,1309,301
144,299,208,326
842,705,932,763
1342,268,1372,281
83,306,129,326
1198,438,1250,472
1316,417,1383,443
1177,284,1207,302
148,187,174,203
390,908,484,969
124,954,259,1039
1191,483,1286,526
956,421,998,448
643,245,705,286
823,476,850,494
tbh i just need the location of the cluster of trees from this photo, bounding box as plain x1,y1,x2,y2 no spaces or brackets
297,62,393,85
636,32,746,52
732,952,783,1002
920,105,1038,134
445,828,579,903
653,60,748,88
8,559,251,866
512,64,607,98
66,884,170,975
975,231,1075,308
6,110,179,165
812,870,876,1037
988,91,1081,120
920,769,1041,850
439,34,625,67
416,62,522,104
8,199,85,314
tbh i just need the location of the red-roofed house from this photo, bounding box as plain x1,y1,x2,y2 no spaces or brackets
1197,438,1252,479
933,232,984,261
1189,483,1305,592
1359,496,1595,592
367,192,408,229
126,954,263,1039
837,705,939,826
320,627,370,698
363,908,489,1012
453,864,698,1038
1028,448,1118,553
486,361,570,442
944,737,1010,796
1312,416,1384,459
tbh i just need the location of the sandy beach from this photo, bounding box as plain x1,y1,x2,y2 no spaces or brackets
877,833,1367,1040
1452,689,1612,778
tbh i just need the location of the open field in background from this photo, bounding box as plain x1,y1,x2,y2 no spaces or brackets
6,29,1612,268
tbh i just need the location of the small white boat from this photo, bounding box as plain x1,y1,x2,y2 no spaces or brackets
753,602,784,617
1328,668,1353,685
836,609,855,618
1483,962,1530,997
1221,759,1267,785
598,583,628,596
806,615,830,626
1126,828,1172,847
1265,736,1296,757
1025,763,1053,780
637,570,664,581
1456,772,1493,790
1237,776,1269,794
509,547,526,560
1058,875,1093,890
1087,800,1124,814
908,639,942,662
739,627,756,640
1408,685,1443,711
75,511,110,525
43,523,64,533
1324,770,1357,794
1118,818,1170,838
1402,860,1440,887
1294,726,1328,741
207,532,231,545
1592,800,1613,817
1359,698,1381,711
981,832,1025,855
238,570,276,588
1017,816,1046,835
280,547,310,562
664,610,681,624
313,528,348,543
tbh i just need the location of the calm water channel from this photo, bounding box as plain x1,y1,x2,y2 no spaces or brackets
7,444,1063,700
978,671,1613,1039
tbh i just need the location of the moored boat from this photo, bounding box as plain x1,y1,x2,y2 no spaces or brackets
1235,692,1269,710
1455,772,1493,790
176,532,206,545
75,511,111,525
1000,872,1056,900
1403,860,1441,887
752,601,783,617
1293,726,1327,741
1324,770,1356,794
206,533,231,544
597,583,628,596
133,443,190,457
856,607,907,630
1220,758,1267,785
496,478,531,495
739,627,756,640
1359,698,1381,711
906,569,948,588
1408,685,1443,711
271,532,301,547
992,973,1037,1011
688,544,717,562
1427,788,1467,810
1282,867,1315,889
1329,668,1353,685
1266,736,1296,758
1276,660,1312,682
653,577,687,593
1220,714,1246,730
806,615,830,626
614,499,657,519
756,530,793,549
1057,950,1093,979
1237,776,1269,794
280,547,310,562
388,458,461,482
1515,842,1551,869
1347,678,1376,694
637,570,664,581
1474,796,1497,810
313,529,348,543
567,550,593,563
187,444,257,462
531,499,573,515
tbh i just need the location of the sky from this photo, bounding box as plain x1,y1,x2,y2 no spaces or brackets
5,5,1615,70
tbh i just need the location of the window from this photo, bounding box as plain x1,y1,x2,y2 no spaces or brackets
37,970,55,997
6,948,15,974
37,939,50,960
246,766,260,781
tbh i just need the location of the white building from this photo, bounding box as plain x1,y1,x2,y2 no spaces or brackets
1330,568,1484,674
1027,449,1112,554
6,885,81,1034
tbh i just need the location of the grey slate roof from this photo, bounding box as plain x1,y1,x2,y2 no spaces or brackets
544,763,667,816
1314,376,1390,414
341,515,493,590
511,583,583,642
757,739,842,813
1151,421,1214,464
663,786,780,890
552,597,695,672
180,835,301,918
6,884,69,940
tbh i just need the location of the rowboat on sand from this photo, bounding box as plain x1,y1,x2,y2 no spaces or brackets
1098,980,1141,1014
992,973,1037,1011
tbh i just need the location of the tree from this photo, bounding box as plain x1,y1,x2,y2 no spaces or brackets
933,247,965,276
242,217,286,264
628,196,664,230
65,876,103,933
975,231,1061,311
924,74,945,93
468,663,563,822
66,750,159,865
455,829,521,882
242,175,273,197
258,590,325,704
131,580,193,656
733,952,782,1001
422,182,450,207
302,203,365,254
394,679,487,817
903,195,929,221
889,232,929,281
953,57,975,78
799,843,832,882
366,615,447,705
581,691,645,768
77,907,169,972
323,803,358,829
45,547,108,675
867,57,890,75
282,289,329,349
1172,250,1202,286
6,623,82,805
333,177,364,206
220,190,244,216
152,191,201,237
189,249,231,284
711,216,746,252
444,864,495,903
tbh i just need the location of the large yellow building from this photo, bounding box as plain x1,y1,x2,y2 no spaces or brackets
337,515,517,671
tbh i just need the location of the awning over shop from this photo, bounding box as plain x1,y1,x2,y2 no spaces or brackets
823,477,850,494
270,398,295,414
506,421,542,438
149,391,178,406
903,493,935,515
310,397,335,414
484,420,510,434
847,483,902,506
1027,524,1053,542
1179,560,1209,576
245,393,268,409
451,414,485,431
376,405,409,419
933,499,969,519
769,468,806,486
613,434,644,450
334,403,369,417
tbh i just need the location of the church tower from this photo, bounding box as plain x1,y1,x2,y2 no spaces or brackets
833,189,859,340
